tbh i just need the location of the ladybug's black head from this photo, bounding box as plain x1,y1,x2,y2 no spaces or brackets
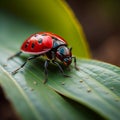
56,46,72,66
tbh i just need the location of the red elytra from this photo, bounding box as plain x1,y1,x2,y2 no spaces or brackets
21,32,67,54
8,32,78,83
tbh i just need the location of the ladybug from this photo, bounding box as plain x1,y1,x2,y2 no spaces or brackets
8,32,79,83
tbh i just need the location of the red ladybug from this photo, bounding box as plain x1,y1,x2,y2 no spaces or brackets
8,32,78,83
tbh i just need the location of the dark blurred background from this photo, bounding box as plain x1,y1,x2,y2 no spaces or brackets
67,0,120,66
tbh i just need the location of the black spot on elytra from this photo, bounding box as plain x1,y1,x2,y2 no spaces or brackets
25,42,29,48
25,44,27,48
31,43,35,48
38,38,43,44
51,36,58,41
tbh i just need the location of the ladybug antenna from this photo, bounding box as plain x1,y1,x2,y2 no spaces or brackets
69,47,72,52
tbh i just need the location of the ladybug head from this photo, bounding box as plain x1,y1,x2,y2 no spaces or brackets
56,46,72,66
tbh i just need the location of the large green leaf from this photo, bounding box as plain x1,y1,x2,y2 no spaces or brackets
0,47,120,120
0,66,87,120
47,59,120,119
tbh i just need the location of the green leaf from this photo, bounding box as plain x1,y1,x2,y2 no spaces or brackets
1,49,120,120
0,66,85,120
47,59,120,120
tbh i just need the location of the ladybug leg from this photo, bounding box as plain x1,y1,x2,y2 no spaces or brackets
44,59,50,84
52,60,70,77
51,51,56,60
7,51,22,60
12,55,39,75
72,57,79,70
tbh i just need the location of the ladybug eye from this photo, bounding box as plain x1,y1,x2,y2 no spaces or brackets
64,58,68,62
59,47,68,55
64,57,71,62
